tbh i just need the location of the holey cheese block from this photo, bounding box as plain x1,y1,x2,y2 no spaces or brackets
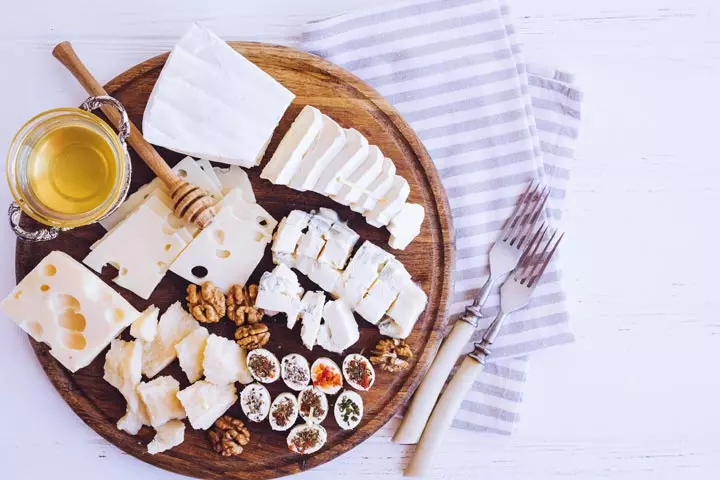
13,42,453,480
1,251,140,372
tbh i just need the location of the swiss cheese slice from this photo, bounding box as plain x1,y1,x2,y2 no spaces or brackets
0,251,141,372
214,165,255,201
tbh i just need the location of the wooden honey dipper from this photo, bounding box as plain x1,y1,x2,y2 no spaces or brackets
52,41,216,229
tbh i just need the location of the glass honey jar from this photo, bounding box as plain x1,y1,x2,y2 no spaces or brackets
6,96,132,241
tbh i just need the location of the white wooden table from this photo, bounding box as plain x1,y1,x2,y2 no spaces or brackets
1,0,719,478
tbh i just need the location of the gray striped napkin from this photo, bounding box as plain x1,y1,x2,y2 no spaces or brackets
300,0,583,435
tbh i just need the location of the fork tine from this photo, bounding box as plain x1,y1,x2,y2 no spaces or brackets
514,223,548,280
526,230,564,287
500,180,536,240
516,186,550,249
506,182,541,244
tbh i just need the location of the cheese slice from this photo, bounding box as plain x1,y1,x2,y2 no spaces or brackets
379,281,427,339
355,259,411,325
312,128,369,196
255,264,304,328
316,299,360,353
99,178,163,231
216,188,277,238
0,251,141,372
214,165,255,202
142,301,199,378
196,159,223,191
388,203,425,250
334,241,393,307
104,338,143,414
142,24,294,167
289,115,346,191
169,207,271,291
173,156,223,200
332,145,384,205
137,376,187,428
84,195,191,300
366,176,410,227
130,306,159,342
148,420,185,455
177,381,238,430
261,105,323,185
175,326,209,383
352,158,396,214
299,291,326,350
202,334,250,385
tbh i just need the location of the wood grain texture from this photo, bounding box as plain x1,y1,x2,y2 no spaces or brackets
13,42,454,479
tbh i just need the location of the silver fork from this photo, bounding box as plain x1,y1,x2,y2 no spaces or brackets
405,225,564,477
393,181,549,445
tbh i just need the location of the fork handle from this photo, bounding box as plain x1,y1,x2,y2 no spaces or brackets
404,356,484,477
393,320,476,444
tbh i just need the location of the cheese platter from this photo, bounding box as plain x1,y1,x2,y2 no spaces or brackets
7,25,454,480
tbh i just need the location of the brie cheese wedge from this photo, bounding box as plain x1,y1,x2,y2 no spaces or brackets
332,145,383,206
366,176,410,227
289,114,346,191
142,24,295,167
261,105,323,185
388,203,425,250
312,128,369,196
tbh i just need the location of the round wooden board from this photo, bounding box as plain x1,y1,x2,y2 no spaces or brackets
15,43,455,479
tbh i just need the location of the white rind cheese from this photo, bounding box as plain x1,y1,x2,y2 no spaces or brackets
0,251,141,373
366,176,410,227
255,264,304,328
289,115,346,191
169,207,272,291
388,203,425,250
261,105,323,185
175,326,209,384
142,24,294,167
142,301,199,378
137,376,187,428
177,381,237,430
332,145,384,206
312,128,369,196
84,195,191,300
316,299,360,353
351,157,397,214
130,306,159,342
147,419,185,455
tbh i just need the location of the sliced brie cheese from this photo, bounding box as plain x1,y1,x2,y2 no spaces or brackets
351,157,396,214
289,115,346,191
312,128,369,196
142,24,294,167
169,207,271,291
84,195,191,300
147,419,185,455
255,264,304,328
214,165,255,202
175,326,209,383
0,251,141,373
216,187,277,237
177,381,237,430
299,291,326,350
379,281,428,339
334,241,393,307
173,156,223,200
136,375,187,428
388,203,425,250
355,259,411,325
365,176,410,227
130,306,159,342
332,145,383,206
261,105,323,185
316,299,360,353
142,301,199,378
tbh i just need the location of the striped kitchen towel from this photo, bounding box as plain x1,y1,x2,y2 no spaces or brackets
300,0,583,435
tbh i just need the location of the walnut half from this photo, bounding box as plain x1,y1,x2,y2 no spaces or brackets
208,415,250,457
370,338,413,373
235,323,270,350
227,284,264,326
186,282,226,323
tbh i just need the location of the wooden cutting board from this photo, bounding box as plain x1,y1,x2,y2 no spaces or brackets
14,43,455,479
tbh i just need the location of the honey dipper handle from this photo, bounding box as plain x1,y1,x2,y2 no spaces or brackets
52,41,181,190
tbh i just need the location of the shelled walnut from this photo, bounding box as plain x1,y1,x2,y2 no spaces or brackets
369,338,413,373
186,282,226,323
227,284,264,326
208,415,250,457
235,323,270,350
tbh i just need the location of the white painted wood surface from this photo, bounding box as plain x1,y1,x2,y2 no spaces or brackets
1,0,719,478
